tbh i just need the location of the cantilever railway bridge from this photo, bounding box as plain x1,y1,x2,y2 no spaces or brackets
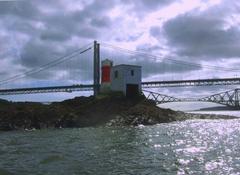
143,89,240,108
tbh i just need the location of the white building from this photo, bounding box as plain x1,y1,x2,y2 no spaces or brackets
110,64,142,97
100,59,142,97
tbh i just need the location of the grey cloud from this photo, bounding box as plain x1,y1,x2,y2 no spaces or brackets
135,57,200,77
42,14,98,40
115,33,143,42
20,40,59,68
38,1,114,41
1,0,238,93
40,29,72,41
82,0,117,14
137,0,175,10
77,27,98,39
1,0,117,44
0,71,8,77
25,69,57,80
121,0,176,13
71,0,117,22
134,44,201,76
91,16,111,28
1,0,117,82
101,47,200,79
7,20,40,36
19,38,94,81
0,1,41,20
136,43,164,53
159,2,240,59
150,26,162,38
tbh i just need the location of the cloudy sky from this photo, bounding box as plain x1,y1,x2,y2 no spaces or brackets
0,0,240,101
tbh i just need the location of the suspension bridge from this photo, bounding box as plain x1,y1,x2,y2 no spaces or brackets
0,41,239,108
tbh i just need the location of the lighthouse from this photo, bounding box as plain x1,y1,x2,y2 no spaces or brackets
100,59,142,97
100,59,113,93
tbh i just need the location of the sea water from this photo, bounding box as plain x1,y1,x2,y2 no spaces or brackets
1,119,240,175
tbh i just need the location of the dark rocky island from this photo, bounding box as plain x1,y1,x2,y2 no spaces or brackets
0,93,238,131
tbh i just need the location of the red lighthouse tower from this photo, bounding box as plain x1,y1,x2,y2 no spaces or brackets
100,59,113,93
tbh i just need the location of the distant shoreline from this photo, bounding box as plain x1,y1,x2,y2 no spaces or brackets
192,106,238,112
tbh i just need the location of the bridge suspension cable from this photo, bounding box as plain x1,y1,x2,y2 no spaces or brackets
0,42,93,86
100,42,240,73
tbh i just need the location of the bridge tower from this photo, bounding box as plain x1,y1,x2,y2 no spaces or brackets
93,41,100,96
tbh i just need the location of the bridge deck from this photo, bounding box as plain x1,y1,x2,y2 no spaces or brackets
142,78,240,88
0,78,239,95
0,84,94,95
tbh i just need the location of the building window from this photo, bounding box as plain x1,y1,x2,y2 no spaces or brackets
114,70,118,78
131,70,134,76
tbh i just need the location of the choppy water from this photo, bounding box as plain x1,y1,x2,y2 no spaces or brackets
1,119,240,175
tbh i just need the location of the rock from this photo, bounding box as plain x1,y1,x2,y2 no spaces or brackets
0,95,238,131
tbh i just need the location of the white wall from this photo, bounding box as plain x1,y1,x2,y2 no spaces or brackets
111,65,141,95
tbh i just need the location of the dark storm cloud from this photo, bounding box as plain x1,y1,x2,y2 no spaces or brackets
157,2,240,59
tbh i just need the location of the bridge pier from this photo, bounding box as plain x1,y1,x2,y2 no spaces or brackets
93,41,100,96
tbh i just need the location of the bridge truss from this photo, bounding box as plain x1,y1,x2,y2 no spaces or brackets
143,90,181,104
143,89,240,109
199,89,240,108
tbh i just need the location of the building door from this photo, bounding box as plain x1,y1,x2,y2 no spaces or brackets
126,84,139,98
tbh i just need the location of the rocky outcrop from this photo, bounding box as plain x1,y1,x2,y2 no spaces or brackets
0,94,238,131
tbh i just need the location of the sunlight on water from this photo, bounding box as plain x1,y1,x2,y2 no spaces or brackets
1,119,240,174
